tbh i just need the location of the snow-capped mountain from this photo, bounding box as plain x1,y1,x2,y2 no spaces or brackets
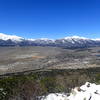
0,33,24,42
0,33,100,48
54,36,100,48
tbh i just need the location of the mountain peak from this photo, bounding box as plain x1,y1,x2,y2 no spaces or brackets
0,33,23,42
64,36,89,40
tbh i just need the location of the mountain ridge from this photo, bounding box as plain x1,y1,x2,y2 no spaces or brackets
0,33,100,48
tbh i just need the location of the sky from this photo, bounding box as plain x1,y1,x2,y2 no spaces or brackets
0,0,100,39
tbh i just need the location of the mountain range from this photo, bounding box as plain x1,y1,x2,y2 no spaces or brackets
0,33,100,48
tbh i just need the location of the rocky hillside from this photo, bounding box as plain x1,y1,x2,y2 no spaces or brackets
0,68,100,100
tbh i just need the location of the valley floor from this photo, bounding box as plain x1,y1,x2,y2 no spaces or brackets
0,46,100,75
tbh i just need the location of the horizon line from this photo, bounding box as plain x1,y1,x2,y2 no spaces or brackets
0,33,100,40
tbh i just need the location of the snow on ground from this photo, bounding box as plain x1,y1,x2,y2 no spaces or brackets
40,82,100,100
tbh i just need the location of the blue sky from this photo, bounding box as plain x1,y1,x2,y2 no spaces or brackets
0,0,100,39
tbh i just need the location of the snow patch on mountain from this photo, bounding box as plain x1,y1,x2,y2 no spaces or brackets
93,38,100,41
64,36,89,40
0,33,23,42
27,39,36,41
